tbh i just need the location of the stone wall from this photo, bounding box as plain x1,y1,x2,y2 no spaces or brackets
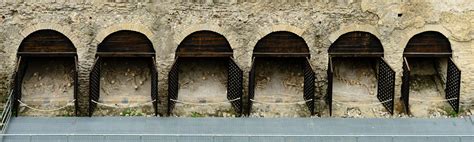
0,0,472,116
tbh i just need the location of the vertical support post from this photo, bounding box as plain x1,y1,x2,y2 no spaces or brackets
227,58,244,116
247,58,256,116
167,58,180,116
326,57,333,116
74,56,79,116
377,57,395,115
150,57,159,116
89,57,101,117
401,57,411,114
446,58,461,113
303,57,316,115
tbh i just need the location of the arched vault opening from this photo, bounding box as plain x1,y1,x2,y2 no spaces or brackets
400,31,460,117
89,30,158,116
13,30,78,117
327,31,395,117
167,31,243,117
248,31,316,117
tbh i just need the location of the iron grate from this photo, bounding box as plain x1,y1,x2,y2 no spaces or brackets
401,57,410,114
150,57,159,116
446,58,461,113
303,58,316,115
13,57,28,117
247,59,256,116
326,57,333,116
167,59,179,115
74,56,79,116
377,58,395,115
89,57,101,116
227,58,243,116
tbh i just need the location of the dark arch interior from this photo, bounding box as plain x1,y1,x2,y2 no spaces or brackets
401,31,454,117
15,30,78,117
249,31,314,117
98,30,155,56
404,31,451,57
176,30,233,57
329,31,383,57
328,31,388,117
19,29,76,55
253,31,309,57
169,30,242,117
90,30,157,116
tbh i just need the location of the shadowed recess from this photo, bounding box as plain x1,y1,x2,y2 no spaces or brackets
19,30,76,56
329,31,383,57
176,30,233,57
98,30,154,56
253,31,309,57
404,31,451,57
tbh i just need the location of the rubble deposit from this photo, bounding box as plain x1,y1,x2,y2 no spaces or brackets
94,58,154,116
20,58,75,116
251,58,311,117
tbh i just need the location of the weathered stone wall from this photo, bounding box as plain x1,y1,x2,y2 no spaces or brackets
0,0,472,116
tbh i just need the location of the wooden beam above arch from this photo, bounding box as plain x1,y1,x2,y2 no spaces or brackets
97,30,155,57
329,31,383,57
18,30,76,57
404,31,452,57
176,31,233,58
253,31,310,58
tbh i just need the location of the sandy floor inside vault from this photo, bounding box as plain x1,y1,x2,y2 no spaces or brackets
250,58,310,117
406,58,453,118
171,58,235,117
331,58,388,118
20,58,75,116
93,58,154,116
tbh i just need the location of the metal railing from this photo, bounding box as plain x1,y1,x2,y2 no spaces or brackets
0,134,472,142
0,90,13,134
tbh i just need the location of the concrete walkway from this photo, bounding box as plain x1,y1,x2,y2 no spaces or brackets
3,116,474,142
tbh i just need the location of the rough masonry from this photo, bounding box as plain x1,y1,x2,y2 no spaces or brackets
0,0,473,117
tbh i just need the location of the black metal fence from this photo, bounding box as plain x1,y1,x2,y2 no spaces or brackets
377,58,396,115
326,57,333,116
303,58,316,115
74,56,79,116
446,58,461,113
227,58,244,116
89,57,101,116
401,57,410,114
150,57,159,116
167,58,179,115
247,59,256,116
13,57,29,117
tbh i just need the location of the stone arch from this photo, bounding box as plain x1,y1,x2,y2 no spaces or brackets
329,24,382,43
401,25,455,54
250,24,310,57
95,23,155,50
403,31,452,57
20,23,80,52
253,31,310,57
19,29,77,54
97,30,155,55
329,31,384,57
174,24,238,50
175,30,233,57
